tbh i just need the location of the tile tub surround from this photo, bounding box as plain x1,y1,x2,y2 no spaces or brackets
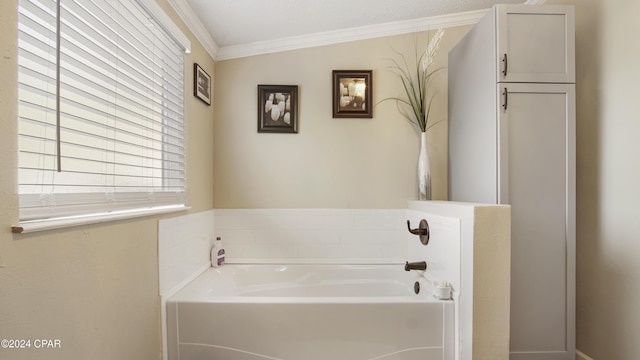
214,209,408,263
158,209,215,296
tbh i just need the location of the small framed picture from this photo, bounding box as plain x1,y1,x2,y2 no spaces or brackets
194,63,211,105
257,85,299,133
332,70,372,118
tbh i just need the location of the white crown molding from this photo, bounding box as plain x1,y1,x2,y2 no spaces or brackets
216,9,489,61
167,0,219,60
168,0,547,61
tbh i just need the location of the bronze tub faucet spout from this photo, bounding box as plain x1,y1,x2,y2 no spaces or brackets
404,261,427,271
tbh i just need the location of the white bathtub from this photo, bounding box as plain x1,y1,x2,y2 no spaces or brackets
166,264,454,360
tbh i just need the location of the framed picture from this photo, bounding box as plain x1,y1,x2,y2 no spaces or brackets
257,85,299,133
332,70,372,118
194,63,211,105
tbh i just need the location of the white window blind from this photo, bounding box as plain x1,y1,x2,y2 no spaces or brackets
17,0,188,226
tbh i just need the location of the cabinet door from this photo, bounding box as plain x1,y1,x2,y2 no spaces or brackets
498,83,576,360
496,5,575,84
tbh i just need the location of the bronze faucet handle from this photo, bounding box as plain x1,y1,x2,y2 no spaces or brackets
406,219,430,245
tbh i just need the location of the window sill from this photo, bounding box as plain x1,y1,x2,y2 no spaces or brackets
12,205,190,234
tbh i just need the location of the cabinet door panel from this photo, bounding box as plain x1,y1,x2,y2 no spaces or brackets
496,6,575,83
499,83,575,360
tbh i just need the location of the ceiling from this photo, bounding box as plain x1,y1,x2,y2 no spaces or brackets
170,0,540,60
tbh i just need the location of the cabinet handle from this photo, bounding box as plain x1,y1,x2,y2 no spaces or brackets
502,53,508,77
502,87,508,110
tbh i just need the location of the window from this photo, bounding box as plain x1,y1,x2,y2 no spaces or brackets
17,0,190,230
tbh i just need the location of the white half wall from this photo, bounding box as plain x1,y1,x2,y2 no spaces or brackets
409,201,511,360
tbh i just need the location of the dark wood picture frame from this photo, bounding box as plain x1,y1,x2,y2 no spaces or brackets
332,70,372,118
194,63,211,105
257,85,299,133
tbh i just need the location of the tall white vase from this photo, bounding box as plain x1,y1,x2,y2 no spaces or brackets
418,132,432,200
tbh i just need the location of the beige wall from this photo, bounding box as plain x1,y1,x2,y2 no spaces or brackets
547,0,640,358
213,26,471,208
0,1,215,359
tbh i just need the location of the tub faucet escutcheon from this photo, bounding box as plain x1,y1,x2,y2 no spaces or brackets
406,219,430,245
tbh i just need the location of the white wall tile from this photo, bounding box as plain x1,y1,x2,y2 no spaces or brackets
214,214,247,230
268,243,299,258
240,243,270,258
297,244,329,259
215,229,255,244
381,210,407,230
214,209,407,263
353,213,382,229
300,230,342,244
162,208,462,270
158,210,215,296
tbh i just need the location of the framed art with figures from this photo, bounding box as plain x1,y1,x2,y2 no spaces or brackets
257,84,299,133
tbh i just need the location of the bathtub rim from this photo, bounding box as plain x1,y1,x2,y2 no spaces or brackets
166,264,450,304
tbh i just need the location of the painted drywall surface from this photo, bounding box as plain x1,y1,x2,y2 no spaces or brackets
213,26,472,209
472,206,510,360
545,0,640,358
0,1,215,359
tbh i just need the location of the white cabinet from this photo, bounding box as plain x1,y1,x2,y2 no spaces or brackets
448,5,575,360
495,6,575,83
498,83,575,360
